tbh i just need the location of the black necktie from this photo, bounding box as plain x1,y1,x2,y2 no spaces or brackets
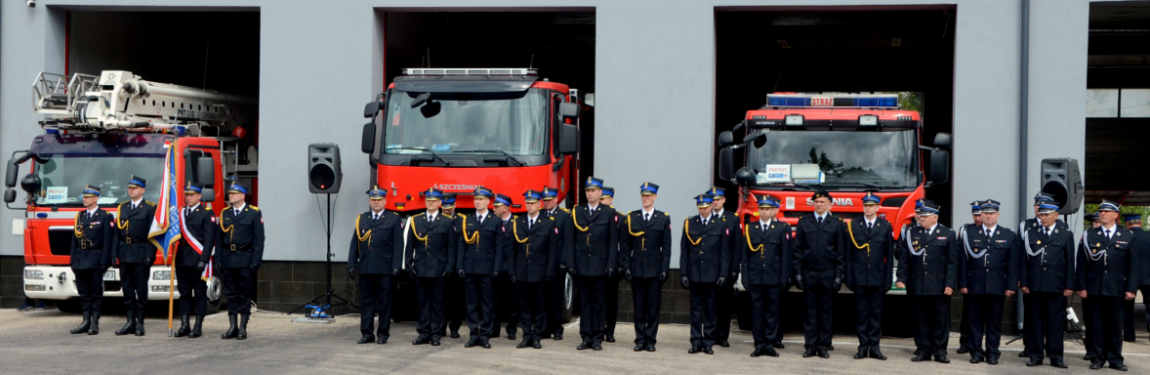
1105,229,1111,239
985,229,991,238
817,216,823,224
529,218,534,230
867,221,873,230
645,213,650,222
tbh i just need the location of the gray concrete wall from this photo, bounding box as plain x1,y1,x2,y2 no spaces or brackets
1,0,1093,267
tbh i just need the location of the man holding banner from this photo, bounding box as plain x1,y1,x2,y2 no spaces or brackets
172,182,216,338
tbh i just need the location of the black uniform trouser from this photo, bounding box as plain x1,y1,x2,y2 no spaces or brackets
176,266,208,316
73,268,104,313
446,274,465,334
605,272,622,335
1085,295,1126,365
543,275,566,336
632,277,662,345
415,276,446,340
492,274,518,335
958,294,973,351
120,263,150,313
748,284,782,350
1024,292,1066,361
222,267,253,315
1123,298,1135,342
968,294,1006,358
912,295,950,357
516,281,546,342
358,274,393,338
714,278,735,343
576,275,607,344
853,286,885,351
464,274,494,340
690,283,718,347
802,281,834,351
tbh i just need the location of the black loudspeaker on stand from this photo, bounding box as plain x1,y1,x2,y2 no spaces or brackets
290,144,356,320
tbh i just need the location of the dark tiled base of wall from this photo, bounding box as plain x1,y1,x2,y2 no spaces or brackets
1,256,27,308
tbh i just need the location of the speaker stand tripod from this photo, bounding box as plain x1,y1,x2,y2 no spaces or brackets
290,193,357,322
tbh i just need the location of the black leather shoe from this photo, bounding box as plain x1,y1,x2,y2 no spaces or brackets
377,337,388,344
577,342,590,350
869,349,886,360
772,342,785,349
481,341,491,349
970,355,984,364
688,345,700,354
828,344,835,351
592,343,603,351
236,315,248,340
1018,350,1028,357
956,346,969,354
188,315,203,338
764,347,779,357
1089,361,1103,370
935,355,950,364
516,339,530,348
818,349,830,358
855,350,868,359
634,344,645,351
507,332,517,340
134,314,145,337
430,339,441,346
220,314,238,339
532,340,542,349
450,331,460,339
1026,358,1042,366
803,349,817,358
1051,359,1067,368
716,340,730,348
553,332,563,340
751,348,763,357
88,312,101,335
986,356,999,365
646,343,656,352
116,311,136,336
464,339,476,348
703,346,714,355
358,335,375,344
174,315,190,337
412,336,430,345
1110,363,1128,371
605,334,615,343
71,311,92,335
911,353,930,362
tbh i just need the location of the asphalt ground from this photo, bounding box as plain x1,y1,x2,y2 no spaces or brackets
2,307,1149,375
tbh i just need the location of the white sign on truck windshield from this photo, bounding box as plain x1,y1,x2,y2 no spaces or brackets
44,187,68,203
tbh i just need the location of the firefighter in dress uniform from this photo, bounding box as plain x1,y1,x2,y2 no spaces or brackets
1076,200,1139,371
845,192,894,360
681,194,730,355
709,187,741,349
598,187,625,343
540,186,571,341
741,195,792,358
1020,201,1074,368
957,199,1020,365
956,200,983,356
491,194,519,341
173,182,216,339
621,183,672,352
510,190,561,349
1017,192,1068,357
792,188,846,359
69,185,115,336
406,188,456,346
896,199,958,364
347,185,404,345
562,177,619,351
457,187,504,349
113,175,157,337
443,193,466,339
215,182,264,341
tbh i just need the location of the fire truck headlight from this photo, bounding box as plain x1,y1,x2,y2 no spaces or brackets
784,115,804,126
153,270,172,281
858,115,879,126
24,270,44,280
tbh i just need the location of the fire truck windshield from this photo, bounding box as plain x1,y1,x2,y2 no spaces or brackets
33,155,162,206
384,89,548,156
745,128,918,190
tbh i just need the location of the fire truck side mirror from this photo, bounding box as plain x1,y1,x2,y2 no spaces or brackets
717,131,734,147
5,159,18,188
929,149,950,185
933,132,953,149
196,157,215,187
3,189,15,204
364,101,383,119
361,123,377,154
559,102,580,121
718,147,735,181
558,124,579,155
745,132,767,149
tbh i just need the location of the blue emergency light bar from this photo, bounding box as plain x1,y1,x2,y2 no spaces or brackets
767,94,898,108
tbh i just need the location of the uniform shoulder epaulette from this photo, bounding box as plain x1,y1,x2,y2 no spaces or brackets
608,205,614,209
144,200,156,206
559,207,570,213
250,206,260,211
413,212,426,217
118,201,128,207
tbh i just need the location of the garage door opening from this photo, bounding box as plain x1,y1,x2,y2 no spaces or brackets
714,7,956,222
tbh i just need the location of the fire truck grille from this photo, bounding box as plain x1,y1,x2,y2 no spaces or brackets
48,229,74,256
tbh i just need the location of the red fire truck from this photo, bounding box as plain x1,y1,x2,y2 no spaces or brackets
359,67,582,321
718,93,951,329
5,70,258,312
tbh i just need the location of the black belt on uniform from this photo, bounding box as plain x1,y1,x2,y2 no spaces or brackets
121,237,148,244
228,243,253,251
80,239,101,250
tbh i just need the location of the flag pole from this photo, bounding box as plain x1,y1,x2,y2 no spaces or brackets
168,247,176,336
